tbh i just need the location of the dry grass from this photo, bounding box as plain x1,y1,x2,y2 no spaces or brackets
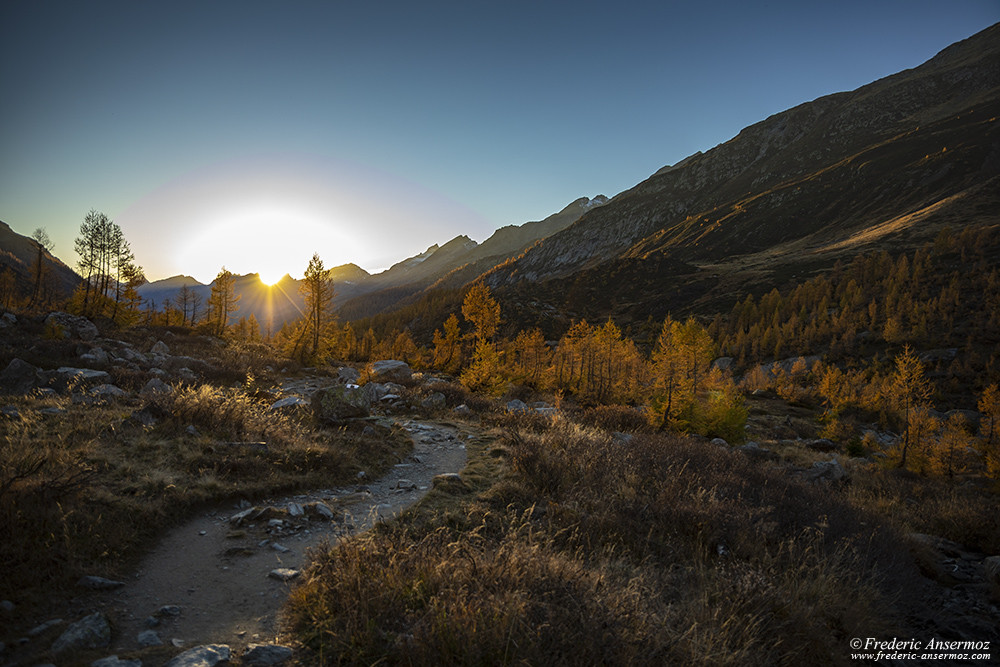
0,380,411,617
283,416,910,665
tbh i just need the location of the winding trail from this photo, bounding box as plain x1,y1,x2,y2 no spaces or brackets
92,418,473,654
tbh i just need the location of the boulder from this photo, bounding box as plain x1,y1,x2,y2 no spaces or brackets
421,392,446,409
711,357,734,371
337,366,361,385
141,377,173,396
805,438,839,452
367,360,412,383
45,312,99,341
0,358,44,394
137,629,162,646
807,459,848,483
269,396,308,411
45,367,111,392
984,555,1000,592
243,643,294,666
312,385,370,423
91,657,142,667
710,437,728,447
151,340,170,355
453,404,471,415
269,568,300,582
50,612,111,654
0,311,15,327
164,644,231,667
89,384,127,401
79,347,109,365
506,399,529,414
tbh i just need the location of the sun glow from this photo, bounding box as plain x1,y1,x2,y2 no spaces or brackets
178,203,361,284
258,271,285,287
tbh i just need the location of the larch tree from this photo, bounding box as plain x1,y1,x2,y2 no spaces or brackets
460,283,503,393
299,252,335,360
207,267,240,336
29,228,54,307
890,344,932,469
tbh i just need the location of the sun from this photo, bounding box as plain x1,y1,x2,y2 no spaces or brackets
258,270,285,287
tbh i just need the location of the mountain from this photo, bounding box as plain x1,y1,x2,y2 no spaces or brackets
0,220,82,304
477,23,1000,327
337,195,608,320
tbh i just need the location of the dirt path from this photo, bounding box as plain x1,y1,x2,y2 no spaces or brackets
92,418,472,654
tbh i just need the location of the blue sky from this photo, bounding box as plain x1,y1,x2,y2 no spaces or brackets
1,1,997,283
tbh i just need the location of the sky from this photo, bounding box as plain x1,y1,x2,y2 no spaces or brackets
1,1,997,284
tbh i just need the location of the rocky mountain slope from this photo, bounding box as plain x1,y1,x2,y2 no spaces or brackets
0,221,81,302
480,23,1000,325
336,195,607,320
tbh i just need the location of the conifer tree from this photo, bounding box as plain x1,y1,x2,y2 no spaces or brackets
300,253,335,359
890,344,932,469
207,267,240,337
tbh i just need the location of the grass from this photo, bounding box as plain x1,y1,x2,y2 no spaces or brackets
0,379,411,620
282,414,914,665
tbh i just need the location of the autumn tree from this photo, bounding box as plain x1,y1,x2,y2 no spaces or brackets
432,313,463,373
299,252,336,360
460,283,503,393
979,384,1000,447
29,228,53,307
889,344,933,469
207,267,240,336
71,210,143,320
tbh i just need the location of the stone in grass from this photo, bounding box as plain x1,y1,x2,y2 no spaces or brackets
51,612,111,655
137,629,162,646
156,604,182,617
163,644,231,667
91,657,142,667
77,575,125,590
269,568,300,582
243,643,295,666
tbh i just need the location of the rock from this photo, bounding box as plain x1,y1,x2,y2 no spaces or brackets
269,396,308,411
0,358,44,394
453,404,471,415
90,657,142,667
164,644,231,667
805,438,839,452
137,629,162,646
312,385,370,423
533,407,557,416
984,555,1000,591
421,392,446,409
151,340,170,355
79,347,109,365
51,612,111,654
1,405,20,420
155,604,182,617
141,378,173,396
77,575,125,590
395,479,417,490
243,643,294,666
89,384,127,401
269,568,300,582
0,311,15,327
0,599,14,613
287,502,304,517
186,424,200,437
337,367,361,385
45,311,99,340
46,366,111,392
506,399,529,414
711,357,734,371
807,459,848,483
306,501,335,519
29,618,63,636
710,437,728,447
367,360,412,383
